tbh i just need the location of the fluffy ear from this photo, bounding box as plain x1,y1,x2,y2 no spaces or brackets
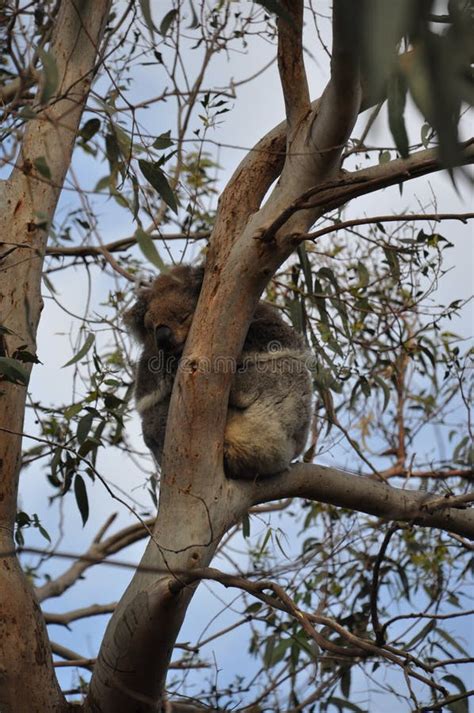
189,265,205,293
168,264,205,293
123,289,151,342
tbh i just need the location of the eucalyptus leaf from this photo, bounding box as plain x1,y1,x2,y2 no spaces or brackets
153,130,174,150
0,356,30,385
62,333,95,368
139,0,157,36
160,9,178,36
135,228,166,271
38,47,59,104
388,72,409,158
139,159,178,214
254,0,292,23
34,156,51,180
80,118,101,143
74,474,89,526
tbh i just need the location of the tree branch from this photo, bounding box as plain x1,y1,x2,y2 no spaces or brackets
0,67,39,103
36,516,154,603
251,464,474,540
277,1,310,133
44,603,117,627
260,140,474,242
305,0,362,177
301,212,474,241
45,231,209,258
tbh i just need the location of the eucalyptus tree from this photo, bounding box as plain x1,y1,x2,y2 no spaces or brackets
0,2,472,712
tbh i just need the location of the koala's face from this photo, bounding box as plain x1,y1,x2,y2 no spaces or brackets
124,265,204,355
143,280,197,354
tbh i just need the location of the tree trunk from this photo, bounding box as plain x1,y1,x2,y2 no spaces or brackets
0,2,111,710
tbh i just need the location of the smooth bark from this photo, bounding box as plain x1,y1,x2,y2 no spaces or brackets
0,2,111,711
87,3,364,710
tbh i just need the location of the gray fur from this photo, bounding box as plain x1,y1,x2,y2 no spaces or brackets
124,265,312,479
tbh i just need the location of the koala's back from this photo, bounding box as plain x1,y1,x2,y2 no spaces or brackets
222,300,312,478
243,302,306,353
127,265,312,478
225,348,312,479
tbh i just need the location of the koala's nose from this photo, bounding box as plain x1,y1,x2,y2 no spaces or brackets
154,325,173,348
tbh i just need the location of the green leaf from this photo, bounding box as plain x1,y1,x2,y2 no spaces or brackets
64,402,84,420
442,674,467,694
373,376,391,412
16,511,31,528
104,393,123,410
297,244,313,294
34,156,51,180
159,9,178,36
403,48,433,122
139,159,178,214
131,174,140,221
356,261,370,289
263,635,276,668
0,356,29,385
388,72,409,158
245,602,262,614
153,130,173,150
437,628,469,656
105,132,120,170
288,298,304,333
242,513,250,538
62,333,95,368
443,674,469,713
340,666,352,699
37,524,51,543
383,247,400,281
187,0,199,29
274,532,289,558
139,0,157,36
14,528,24,547
259,527,272,555
135,227,166,271
74,474,89,526
79,118,101,143
77,414,94,445
327,697,366,713
113,124,132,159
264,637,290,667
254,0,292,24
318,267,339,294
446,698,468,713
405,619,435,648
38,47,59,104
13,349,40,364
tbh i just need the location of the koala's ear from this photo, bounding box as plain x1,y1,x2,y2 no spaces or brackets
189,265,205,293
123,289,151,342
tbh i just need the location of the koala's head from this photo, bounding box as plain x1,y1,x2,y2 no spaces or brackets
124,264,204,354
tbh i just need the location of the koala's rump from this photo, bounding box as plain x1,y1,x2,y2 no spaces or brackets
224,355,312,478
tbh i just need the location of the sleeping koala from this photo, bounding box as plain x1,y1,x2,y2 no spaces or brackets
124,264,312,479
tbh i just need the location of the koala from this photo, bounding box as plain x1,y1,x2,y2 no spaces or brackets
124,264,312,479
